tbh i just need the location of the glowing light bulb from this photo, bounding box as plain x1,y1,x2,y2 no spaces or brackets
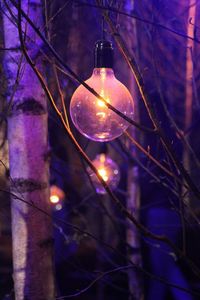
70,41,134,142
50,185,65,205
50,194,60,204
87,153,120,194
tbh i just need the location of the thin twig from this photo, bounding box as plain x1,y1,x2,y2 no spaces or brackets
55,263,200,299
99,3,200,201
75,1,200,44
16,0,200,278
8,0,155,134
2,185,200,298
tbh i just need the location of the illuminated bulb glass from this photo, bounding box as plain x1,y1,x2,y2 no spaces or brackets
50,185,65,204
70,68,134,142
87,153,120,194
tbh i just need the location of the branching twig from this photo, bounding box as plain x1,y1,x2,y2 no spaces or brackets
8,0,155,134
2,184,200,298
75,0,200,44
15,0,200,279
55,263,200,299
98,3,200,201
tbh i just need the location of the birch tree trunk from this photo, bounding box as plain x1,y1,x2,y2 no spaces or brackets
3,1,55,299
117,1,143,299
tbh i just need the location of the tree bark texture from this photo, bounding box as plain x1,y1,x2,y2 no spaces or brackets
118,1,143,299
134,0,200,200
3,1,55,299
183,1,196,205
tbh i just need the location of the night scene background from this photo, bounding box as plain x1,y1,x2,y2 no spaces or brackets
0,0,200,299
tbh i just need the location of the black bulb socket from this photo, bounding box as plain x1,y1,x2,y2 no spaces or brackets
94,40,114,68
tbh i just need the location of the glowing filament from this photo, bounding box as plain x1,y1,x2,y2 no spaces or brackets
98,168,108,181
87,153,121,194
97,99,106,107
96,111,106,118
70,68,134,142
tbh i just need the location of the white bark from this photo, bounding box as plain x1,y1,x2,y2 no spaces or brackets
3,1,55,299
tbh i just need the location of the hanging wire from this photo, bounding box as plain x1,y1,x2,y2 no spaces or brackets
101,15,105,40
100,142,108,154
101,0,106,40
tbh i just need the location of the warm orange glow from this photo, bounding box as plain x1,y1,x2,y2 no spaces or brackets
96,111,106,118
50,194,60,204
97,89,109,108
96,91,108,119
70,68,134,142
50,185,65,205
98,168,108,182
99,153,106,163
87,153,121,194
97,99,106,107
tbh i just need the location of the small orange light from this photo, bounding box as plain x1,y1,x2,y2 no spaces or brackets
50,194,60,204
87,153,121,194
98,168,108,182
50,185,65,205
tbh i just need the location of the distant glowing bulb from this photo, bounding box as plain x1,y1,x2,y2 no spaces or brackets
87,153,120,194
50,195,60,204
70,41,134,142
50,185,65,205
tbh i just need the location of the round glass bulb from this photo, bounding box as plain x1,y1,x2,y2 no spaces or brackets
70,68,134,142
87,153,120,194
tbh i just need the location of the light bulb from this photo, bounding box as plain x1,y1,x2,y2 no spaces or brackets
70,41,134,142
87,153,120,194
50,185,65,204
50,194,60,204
